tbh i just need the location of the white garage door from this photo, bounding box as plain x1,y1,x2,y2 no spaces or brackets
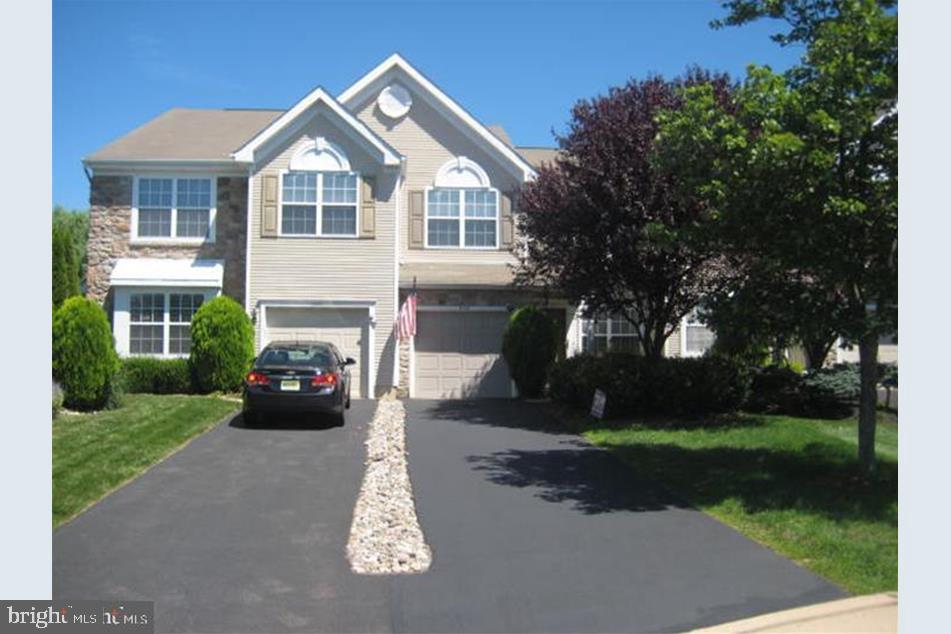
264,306,367,398
414,310,512,399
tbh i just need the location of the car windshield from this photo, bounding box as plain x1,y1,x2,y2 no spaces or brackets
258,346,335,368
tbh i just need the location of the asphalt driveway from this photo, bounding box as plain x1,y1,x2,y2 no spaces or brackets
54,398,845,633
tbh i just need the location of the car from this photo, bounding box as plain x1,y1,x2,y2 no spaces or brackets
242,341,356,426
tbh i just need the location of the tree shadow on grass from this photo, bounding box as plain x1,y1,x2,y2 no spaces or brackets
467,441,897,523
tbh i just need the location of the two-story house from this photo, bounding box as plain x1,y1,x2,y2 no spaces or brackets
83,54,714,399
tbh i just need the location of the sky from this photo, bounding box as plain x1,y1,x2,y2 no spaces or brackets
53,0,803,210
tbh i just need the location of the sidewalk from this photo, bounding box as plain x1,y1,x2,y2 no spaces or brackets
691,593,897,633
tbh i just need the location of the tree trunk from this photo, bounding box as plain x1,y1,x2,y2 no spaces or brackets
771,335,787,364
803,335,836,370
857,330,879,477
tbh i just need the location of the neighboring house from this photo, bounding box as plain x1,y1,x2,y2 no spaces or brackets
83,54,712,399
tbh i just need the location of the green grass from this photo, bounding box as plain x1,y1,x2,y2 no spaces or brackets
584,413,897,595
53,394,240,527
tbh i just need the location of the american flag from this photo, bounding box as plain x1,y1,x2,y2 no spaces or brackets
396,292,417,340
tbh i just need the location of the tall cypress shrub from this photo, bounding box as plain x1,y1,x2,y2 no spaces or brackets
52,297,120,410
502,306,559,398
189,296,255,392
52,222,80,309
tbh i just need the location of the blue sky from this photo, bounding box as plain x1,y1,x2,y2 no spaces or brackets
53,0,801,210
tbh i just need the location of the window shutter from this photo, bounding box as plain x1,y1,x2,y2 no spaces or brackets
500,190,516,249
261,173,279,238
409,190,425,249
359,176,376,239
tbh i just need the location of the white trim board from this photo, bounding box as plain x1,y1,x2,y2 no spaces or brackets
232,87,402,168
338,54,537,182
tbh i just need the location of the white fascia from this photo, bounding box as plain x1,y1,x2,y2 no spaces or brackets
337,53,537,183
231,86,402,168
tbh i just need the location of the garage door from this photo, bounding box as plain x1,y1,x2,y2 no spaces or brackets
264,306,367,398
414,310,512,399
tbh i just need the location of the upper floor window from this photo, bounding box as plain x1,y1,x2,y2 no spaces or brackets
134,177,215,242
280,171,358,237
426,156,499,249
681,308,715,357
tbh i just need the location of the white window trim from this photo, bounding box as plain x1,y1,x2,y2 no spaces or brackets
130,175,218,245
115,287,220,359
582,314,639,353
680,310,715,358
423,186,500,250
276,169,361,239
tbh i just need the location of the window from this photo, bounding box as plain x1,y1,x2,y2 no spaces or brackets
130,293,165,354
582,314,641,354
169,293,204,354
426,188,498,248
682,309,715,357
280,171,358,236
134,177,215,241
129,291,205,356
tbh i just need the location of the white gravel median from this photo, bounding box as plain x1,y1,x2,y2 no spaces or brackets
346,397,432,574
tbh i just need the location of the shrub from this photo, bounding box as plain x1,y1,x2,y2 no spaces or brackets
121,357,194,394
189,296,254,393
549,353,750,418
52,297,120,410
502,306,559,398
746,365,803,414
880,363,898,388
52,222,80,309
52,380,64,418
800,363,860,418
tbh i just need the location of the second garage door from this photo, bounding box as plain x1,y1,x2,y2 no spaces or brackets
414,310,512,399
264,306,367,398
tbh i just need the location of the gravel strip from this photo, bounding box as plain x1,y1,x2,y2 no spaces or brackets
346,397,432,574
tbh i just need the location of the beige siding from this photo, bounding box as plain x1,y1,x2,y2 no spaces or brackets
351,82,522,267
248,111,397,396
665,326,682,357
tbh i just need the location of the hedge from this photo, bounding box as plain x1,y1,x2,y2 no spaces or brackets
52,297,120,410
548,353,751,418
120,357,195,394
189,296,254,393
502,306,559,398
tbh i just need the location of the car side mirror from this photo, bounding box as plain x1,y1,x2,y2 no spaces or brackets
344,357,357,366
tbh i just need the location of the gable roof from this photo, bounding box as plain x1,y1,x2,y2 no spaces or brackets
515,147,560,169
85,108,282,164
338,54,537,181
231,86,402,167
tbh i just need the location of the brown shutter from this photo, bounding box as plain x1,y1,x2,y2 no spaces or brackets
359,175,376,239
261,173,279,238
409,190,425,249
500,190,515,249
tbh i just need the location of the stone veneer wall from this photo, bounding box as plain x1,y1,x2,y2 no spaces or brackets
86,175,248,307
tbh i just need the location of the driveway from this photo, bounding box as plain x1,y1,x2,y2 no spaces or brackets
54,398,845,633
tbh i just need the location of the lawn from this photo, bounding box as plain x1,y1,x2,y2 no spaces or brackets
585,413,897,595
53,393,240,527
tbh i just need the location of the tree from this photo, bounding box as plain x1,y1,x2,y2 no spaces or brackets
656,0,897,475
502,306,559,398
52,221,80,309
53,205,90,286
52,297,120,410
516,70,734,362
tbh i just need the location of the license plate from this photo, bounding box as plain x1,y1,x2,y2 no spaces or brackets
280,380,300,392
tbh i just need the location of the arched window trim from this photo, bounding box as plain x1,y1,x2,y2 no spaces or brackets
289,136,352,172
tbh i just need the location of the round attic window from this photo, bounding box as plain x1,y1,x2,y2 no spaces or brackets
377,83,412,119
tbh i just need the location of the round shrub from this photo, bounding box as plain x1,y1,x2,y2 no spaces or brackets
800,363,860,418
746,365,803,414
52,296,120,410
502,306,559,398
189,296,254,393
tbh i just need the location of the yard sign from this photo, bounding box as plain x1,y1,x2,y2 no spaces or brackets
590,389,607,419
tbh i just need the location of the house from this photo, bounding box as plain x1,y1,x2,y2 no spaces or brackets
83,54,714,399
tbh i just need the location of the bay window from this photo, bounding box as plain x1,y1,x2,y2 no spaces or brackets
280,171,358,237
128,291,205,357
134,177,215,241
425,188,498,248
